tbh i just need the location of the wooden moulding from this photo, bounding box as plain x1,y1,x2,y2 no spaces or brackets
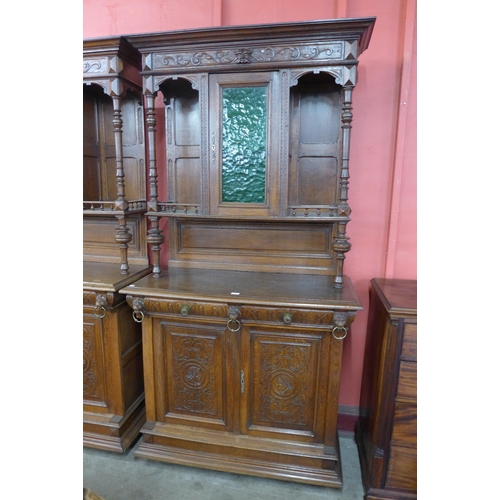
135,423,343,488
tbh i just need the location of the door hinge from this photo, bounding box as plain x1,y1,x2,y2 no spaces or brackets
241,370,245,394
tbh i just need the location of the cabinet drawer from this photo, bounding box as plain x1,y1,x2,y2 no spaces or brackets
241,305,334,327
386,444,417,491
396,361,417,401
144,298,229,319
392,402,417,445
401,322,417,359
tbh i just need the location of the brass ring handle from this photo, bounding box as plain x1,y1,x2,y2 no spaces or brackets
227,318,241,332
282,312,293,324
332,326,348,340
94,306,106,319
133,310,145,323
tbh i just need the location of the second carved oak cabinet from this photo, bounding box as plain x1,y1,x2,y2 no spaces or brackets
120,18,375,487
83,36,151,452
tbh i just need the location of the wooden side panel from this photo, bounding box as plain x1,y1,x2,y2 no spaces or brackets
401,323,417,359
116,302,145,410
396,361,417,401
391,403,417,445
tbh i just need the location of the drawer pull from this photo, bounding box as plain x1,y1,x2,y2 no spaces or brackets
227,318,241,332
133,310,145,323
282,312,293,324
332,326,348,340
179,304,191,316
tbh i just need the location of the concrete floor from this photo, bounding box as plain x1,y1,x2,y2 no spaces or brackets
83,432,365,499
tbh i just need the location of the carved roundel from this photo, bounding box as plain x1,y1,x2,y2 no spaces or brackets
270,370,300,400
180,362,209,389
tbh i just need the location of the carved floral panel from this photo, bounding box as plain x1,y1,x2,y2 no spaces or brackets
251,336,319,431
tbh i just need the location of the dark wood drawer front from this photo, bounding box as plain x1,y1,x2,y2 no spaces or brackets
241,305,334,327
392,403,417,445
144,298,228,319
401,322,417,359
396,361,416,401
386,444,417,491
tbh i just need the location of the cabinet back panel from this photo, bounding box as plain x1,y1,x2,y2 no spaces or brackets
289,75,340,208
169,219,336,273
83,215,148,265
175,158,202,205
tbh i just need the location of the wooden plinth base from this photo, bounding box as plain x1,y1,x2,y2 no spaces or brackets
134,423,343,488
83,401,146,453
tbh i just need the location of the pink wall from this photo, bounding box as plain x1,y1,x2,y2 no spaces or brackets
84,0,417,409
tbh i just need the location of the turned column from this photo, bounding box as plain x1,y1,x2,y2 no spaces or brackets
112,95,132,274
333,86,354,288
144,92,165,278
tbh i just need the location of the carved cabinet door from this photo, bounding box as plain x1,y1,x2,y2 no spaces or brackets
239,325,333,444
151,318,239,433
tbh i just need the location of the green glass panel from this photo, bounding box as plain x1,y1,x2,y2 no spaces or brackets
222,86,267,203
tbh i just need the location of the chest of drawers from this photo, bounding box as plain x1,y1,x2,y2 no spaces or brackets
356,278,417,499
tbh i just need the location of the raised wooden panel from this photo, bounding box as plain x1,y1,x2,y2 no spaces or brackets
156,320,235,431
386,445,417,491
181,222,328,254
83,314,107,406
175,158,202,205
163,78,202,206
83,215,148,264
241,327,331,443
170,219,336,273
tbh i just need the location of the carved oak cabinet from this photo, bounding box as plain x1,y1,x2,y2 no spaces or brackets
121,18,375,487
356,279,417,499
83,37,151,451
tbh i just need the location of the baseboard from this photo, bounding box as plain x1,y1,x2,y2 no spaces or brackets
338,405,359,434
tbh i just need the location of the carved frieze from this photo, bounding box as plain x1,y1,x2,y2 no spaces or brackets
147,42,345,73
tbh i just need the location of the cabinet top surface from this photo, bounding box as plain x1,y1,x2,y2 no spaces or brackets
83,262,152,292
371,278,417,316
121,268,362,310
